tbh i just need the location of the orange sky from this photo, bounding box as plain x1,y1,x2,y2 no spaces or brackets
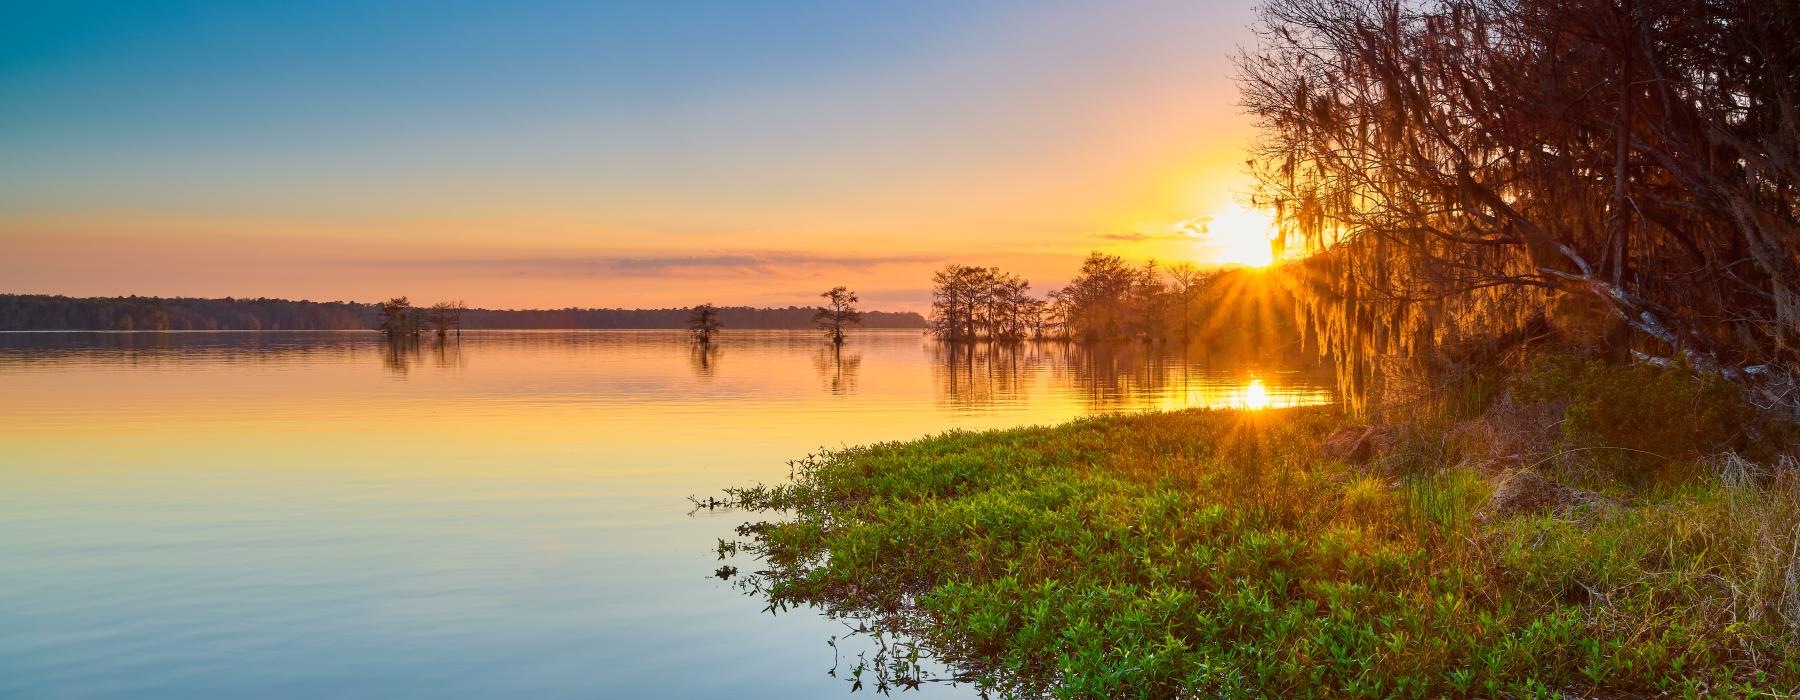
0,1,1270,312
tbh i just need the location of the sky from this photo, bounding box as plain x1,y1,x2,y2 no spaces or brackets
0,0,1271,311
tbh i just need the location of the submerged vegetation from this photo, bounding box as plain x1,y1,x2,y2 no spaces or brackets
710,383,1800,696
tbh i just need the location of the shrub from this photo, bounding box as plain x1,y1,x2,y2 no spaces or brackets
1517,357,1752,478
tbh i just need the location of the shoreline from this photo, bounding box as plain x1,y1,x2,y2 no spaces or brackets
714,405,1800,696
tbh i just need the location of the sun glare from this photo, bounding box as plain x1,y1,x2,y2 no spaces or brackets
1180,203,1277,268
1241,378,1270,410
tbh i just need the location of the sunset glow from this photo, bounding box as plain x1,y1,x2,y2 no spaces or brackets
0,2,1268,310
1241,378,1271,410
1182,203,1278,268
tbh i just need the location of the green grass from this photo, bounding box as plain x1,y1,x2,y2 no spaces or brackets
715,407,1800,697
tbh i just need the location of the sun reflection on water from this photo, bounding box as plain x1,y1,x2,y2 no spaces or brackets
1241,378,1270,410
0,330,1338,697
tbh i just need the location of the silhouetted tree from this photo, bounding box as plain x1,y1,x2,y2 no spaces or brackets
688,303,723,346
1241,0,1800,410
377,297,422,339
1130,260,1168,342
930,265,1044,341
1054,253,1139,341
1165,262,1211,342
930,265,997,340
919,255,1307,359
426,301,466,339
1020,294,1050,340
990,276,1039,341
813,287,863,345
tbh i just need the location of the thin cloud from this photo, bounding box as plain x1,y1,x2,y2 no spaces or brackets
350,252,937,277
1168,215,1215,238
1090,228,1199,243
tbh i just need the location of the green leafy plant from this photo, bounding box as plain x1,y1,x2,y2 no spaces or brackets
707,407,1800,697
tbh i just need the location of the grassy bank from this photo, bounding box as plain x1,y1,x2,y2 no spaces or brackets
713,405,1800,697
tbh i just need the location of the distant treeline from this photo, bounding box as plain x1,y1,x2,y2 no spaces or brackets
0,294,929,331
0,295,372,331
458,306,926,330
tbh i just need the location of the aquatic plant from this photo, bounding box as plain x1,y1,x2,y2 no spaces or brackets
708,407,1800,697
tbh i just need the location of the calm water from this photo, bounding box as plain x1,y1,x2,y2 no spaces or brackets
0,330,1332,698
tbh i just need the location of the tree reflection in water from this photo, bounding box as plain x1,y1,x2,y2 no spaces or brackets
930,339,1319,413
689,343,722,380
929,340,1040,409
381,336,464,376
381,338,420,376
812,346,862,395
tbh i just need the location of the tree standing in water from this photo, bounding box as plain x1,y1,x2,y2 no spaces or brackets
1164,262,1209,343
426,301,466,339
1055,253,1138,341
813,287,863,345
377,297,422,340
929,264,996,341
688,303,723,346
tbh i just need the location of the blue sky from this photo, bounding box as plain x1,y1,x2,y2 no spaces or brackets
0,1,1264,309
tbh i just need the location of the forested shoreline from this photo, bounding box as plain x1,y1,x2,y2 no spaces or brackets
925,255,1299,344
0,294,928,331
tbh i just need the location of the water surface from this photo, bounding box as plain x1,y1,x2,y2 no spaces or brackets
0,330,1331,698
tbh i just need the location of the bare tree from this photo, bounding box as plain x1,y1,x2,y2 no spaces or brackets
813,287,863,345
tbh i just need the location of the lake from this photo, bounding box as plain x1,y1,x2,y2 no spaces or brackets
0,330,1333,698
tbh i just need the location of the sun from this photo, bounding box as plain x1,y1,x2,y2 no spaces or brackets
1177,202,1277,267
1241,378,1271,410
